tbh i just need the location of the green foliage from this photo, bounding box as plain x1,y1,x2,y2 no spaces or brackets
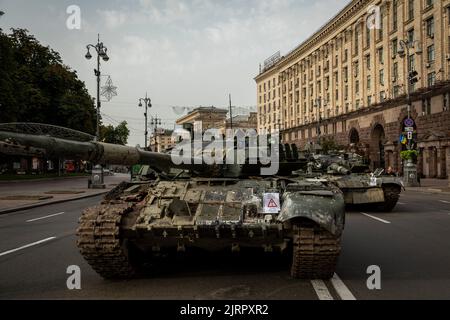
100,121,130,145
400,150,419,162
0,28,96,134
320,136,345,154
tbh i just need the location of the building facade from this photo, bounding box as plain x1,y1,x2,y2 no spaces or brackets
176,106,229,132
150,129,176,153
255,0,450,178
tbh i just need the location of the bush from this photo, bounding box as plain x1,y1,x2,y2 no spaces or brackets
400,150,419,163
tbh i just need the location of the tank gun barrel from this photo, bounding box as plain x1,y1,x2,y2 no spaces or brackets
0,130,177,173
328,163,350,175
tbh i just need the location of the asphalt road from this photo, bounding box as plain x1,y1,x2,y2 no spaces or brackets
0,190,449,300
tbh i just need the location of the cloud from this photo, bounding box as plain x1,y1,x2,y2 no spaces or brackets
97,10,127,29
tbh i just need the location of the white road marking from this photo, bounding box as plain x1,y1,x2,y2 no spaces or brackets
26,212,65,222
360,212,391,224
439,200,450,204
397,202,406,205
331,273,356,300
0,237,56,257
311,280,334,300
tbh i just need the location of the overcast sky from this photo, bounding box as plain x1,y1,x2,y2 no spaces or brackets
0,0,349,146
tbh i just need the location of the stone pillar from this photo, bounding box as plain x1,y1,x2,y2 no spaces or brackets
430,147,438,178
438,147,447,179
423,148,430,178
417,147,424,178
393,149,400,175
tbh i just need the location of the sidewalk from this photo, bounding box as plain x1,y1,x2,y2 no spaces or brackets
0,173,131,214
405,178,450,195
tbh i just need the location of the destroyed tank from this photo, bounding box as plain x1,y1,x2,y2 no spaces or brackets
298,150,404,212
0,123,345,279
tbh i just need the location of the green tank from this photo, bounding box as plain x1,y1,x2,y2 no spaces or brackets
300,151,404,212
0,123,345,279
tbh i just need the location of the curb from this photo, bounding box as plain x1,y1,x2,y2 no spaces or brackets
0,175,90,184
0,191,109,215
406,188,450,195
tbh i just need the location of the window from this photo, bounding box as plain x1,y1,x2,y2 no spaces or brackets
425,0,434,8
407,29,415,43
393,62,399,80
354,26,359,54
367,75,371,90
379,69,385,86
345,85,349,100
355,80,360,94
355,99,360,109
427,72,436,87
427,44,435,62
343,67,348,82
408,54,415,73
366,27,371,48
392,39,398,56
354,61,359,77
366,55,371,70
344,49,348,62
367,96,372,106
422,98,431,116
426,17,434,37
336,89,339,100
392,0,398,31
378,47,384,64
380,91,386,102
408,0,414,20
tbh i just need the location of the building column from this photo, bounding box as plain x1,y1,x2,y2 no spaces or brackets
417,148,424,178
429,147,438,178
437,147,447,179
422,148,430,178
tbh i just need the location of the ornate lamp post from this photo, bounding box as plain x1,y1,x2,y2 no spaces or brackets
397,39,422,187
85,34,110,141
138,93,152,149
85,34,109,189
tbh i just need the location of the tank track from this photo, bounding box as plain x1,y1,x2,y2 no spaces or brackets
290,226,341,279
378,185,401,212
77,203,137,279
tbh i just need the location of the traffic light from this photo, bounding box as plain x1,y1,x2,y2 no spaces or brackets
409,70,419,85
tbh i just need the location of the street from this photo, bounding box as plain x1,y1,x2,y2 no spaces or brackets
0,190,449,300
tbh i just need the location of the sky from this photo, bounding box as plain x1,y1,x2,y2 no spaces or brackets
0,0,349,146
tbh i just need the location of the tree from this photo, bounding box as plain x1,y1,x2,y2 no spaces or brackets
100,121,130,145
0,28,96,135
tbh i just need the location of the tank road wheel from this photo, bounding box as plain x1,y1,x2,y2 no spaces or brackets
290,225,341,279
77,204,138,280
377,185,401,212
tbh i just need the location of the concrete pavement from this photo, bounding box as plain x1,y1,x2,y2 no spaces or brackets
0,174,130,214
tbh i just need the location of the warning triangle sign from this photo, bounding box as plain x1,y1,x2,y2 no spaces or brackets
267,199,278,208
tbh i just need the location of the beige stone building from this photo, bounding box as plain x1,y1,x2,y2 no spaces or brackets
255,0,450,179
176,106,229,132
223,112,258,132
150,129,176,153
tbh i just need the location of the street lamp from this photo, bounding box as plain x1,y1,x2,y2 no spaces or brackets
138,93,152,149
85,34,110,141
397,39,422,187
397,39,422,124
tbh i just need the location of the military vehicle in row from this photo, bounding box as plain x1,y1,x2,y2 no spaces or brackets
295,146,404,212
0,123,345,280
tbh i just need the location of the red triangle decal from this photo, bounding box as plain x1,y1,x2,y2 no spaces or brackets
267,199,278,208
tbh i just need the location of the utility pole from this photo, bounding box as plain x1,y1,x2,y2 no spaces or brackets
138,93,152,149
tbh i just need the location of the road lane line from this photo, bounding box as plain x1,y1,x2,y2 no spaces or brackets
26,212,65,222
331,273,356,300
439,200,450,204
0,237,56,257
311,280,334,300
360,212,391,224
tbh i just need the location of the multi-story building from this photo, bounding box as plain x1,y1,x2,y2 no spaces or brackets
150,129,176,153
255,0,450,179
176,106,229,132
